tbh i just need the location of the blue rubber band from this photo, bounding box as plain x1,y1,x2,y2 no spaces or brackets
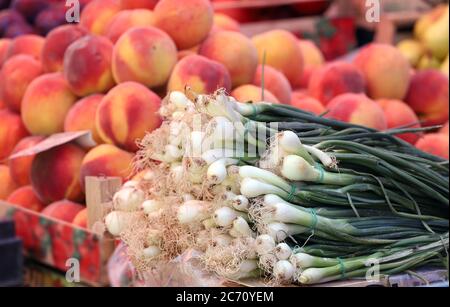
287,185,297,203
315,163,325,183
309,208,318,231
337,258,346,279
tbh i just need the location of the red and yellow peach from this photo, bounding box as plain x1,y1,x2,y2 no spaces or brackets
112,26,177,88
253,65,292,104
199,31,258,87
325,93,387,131
79,144,134,190
41,200,85,223
6,34,44,60
154,0,213,49
415,133,449,160
63,35,115,96
21,73,78,135
231,84,280,104
80,0,122,35
167,54,231,94
96,82,162,152
0,109,29,160
252,30,304,87
377,99,421,144
308,61,366,106
106,9,155,43
120,0,159,9
8,135,45,187
290,91,326,115
64,94,104,144
31,143,86,203
41,25,88,73
354,43,411,100
405,70,449,127
6,185,46,212
0,165,18,200
0,55,43,112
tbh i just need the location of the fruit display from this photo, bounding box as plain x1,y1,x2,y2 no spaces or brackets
0,0,448,288
397,4,449,75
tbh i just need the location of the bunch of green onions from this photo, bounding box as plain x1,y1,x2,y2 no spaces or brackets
115,89,449,285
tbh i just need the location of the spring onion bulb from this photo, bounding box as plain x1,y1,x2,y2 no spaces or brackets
278,131,314,165
182,194,194,202
304,145,334,168
274,243,292,260
164,144,183,162
142,200,163,214
189,131,205,157
202,218,217,229
220,191,237,206
123,180,139,189
239,166,291,192
273,260,295,282
232,195,249,212
207,158,238,184
212,234,233,247
226,259,260,280
143,170,155,181
259,253,278,271
209,116,236,143
105,211,131,236
230,217,255,238
298,268,327,285
290,253,339,270
113,187,145,212
255,235,276,256
185,158,206,184
240,178,286,199
169,91,191,110
263,194,293,207
281,155,319,182
213,207,248,227
201,148,237,165
267,223,308,242
170,164,184,182
177,200,211,224
143,246,161,258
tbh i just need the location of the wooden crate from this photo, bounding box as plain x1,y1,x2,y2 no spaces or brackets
0,177,120,287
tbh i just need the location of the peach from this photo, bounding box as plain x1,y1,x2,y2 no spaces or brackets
167,54,231,94
64,94,104,144
296,39,324,89
308,62,366,106
112,26,177,88
0,38,11,67
96,82,162,152
441,122,449,135
405,70,449,127
0,55,43,112
120,0,158,9
253,65,292,104
106,9,155,43
41,200,85,223
415,133,449,160
21,73,78,136
79,144,134,190
212,13,240,32
0,97,5,110
0,165,18,200
80,0,122,35
154,0,213,49
31,143,86,203
6,186,46,212
252,30,304,87
325,94,387,131
177,47,198,61
199,31,258,87
231,84,279,104
72,208,88,228
6,34,44,60
8,136,45,186
63,35,115,97
377,99,421,144
290,92,326,115
0,109,29,161
354,43,411,100
41,25,88,73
